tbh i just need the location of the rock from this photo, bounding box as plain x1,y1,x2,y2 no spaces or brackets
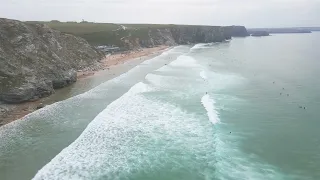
36,103,45,109
1,84,36,104
0,105,9,122
52,70,77,89
250,31,270,37
0,18,105,103
222,26,250,38
0,107,6,113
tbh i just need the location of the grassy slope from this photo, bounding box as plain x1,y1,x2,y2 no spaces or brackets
26,22,172,46
25,22,225,46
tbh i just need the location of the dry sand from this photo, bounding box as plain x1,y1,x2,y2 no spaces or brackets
77,46,168,79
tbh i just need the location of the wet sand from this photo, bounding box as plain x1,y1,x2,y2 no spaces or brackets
0,46,169,126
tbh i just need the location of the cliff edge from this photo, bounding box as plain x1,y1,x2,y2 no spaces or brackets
222,26,249,37
0,18,105,103
121,25,227,49
41,22,249,49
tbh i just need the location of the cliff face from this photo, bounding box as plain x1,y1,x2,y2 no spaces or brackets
222,26,249,37
120,25,228,49
42,22,250,49
169,26,226,44
0,18,105,103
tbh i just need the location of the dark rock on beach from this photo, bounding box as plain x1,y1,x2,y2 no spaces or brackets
36,103,45,110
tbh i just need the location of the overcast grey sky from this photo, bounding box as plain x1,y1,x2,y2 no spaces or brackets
1,0,319,27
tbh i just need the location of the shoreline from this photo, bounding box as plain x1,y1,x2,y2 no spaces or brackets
0,45,169,126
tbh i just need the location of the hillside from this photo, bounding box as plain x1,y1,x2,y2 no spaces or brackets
27,21,249,49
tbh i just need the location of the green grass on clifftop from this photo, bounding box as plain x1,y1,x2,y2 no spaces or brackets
25,21,231,47
26,21,174,46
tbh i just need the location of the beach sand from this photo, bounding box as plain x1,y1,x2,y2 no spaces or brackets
0,46,169,126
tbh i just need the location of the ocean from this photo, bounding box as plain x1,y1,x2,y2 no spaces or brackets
1,33,320,180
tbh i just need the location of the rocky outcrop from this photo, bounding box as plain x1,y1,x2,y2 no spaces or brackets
250,31,270,37
222,26,249,37
0,18,105,103
248,28,312,34
169,26,226,44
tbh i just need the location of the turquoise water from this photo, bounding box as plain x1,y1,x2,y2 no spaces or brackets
1,33,320,180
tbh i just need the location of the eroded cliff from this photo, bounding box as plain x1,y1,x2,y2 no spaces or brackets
42,23,249,50
0,18,105,103
93,25,242,49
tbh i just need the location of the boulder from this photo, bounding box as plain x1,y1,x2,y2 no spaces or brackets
36,103,45,110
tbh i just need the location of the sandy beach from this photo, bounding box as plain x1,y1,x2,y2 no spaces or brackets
0,46,169,126
77,46,169,79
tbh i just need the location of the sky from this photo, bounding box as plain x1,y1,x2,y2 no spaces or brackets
0,0,319,28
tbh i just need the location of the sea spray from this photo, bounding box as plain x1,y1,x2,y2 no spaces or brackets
201,94,220,124
200,71,207,80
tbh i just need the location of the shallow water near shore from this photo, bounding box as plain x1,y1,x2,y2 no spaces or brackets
1,33,320,180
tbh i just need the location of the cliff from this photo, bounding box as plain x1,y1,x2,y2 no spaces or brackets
121,25,248,49
0,18,105,103
120,25,227,49
41,22,249,49
222,26,249,37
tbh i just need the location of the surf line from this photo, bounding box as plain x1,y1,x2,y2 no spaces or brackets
201,94,220,124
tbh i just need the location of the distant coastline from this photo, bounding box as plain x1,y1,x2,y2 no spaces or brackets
248,27,315,34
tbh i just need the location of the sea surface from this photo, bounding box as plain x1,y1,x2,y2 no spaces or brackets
1,32,320,180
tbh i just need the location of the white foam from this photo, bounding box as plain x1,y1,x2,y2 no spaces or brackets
120,25,127,30
169,55,202,68
201,94,220,124
200,70,207,80
141,46,183,65
32,82,210,179
190,43,208,51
